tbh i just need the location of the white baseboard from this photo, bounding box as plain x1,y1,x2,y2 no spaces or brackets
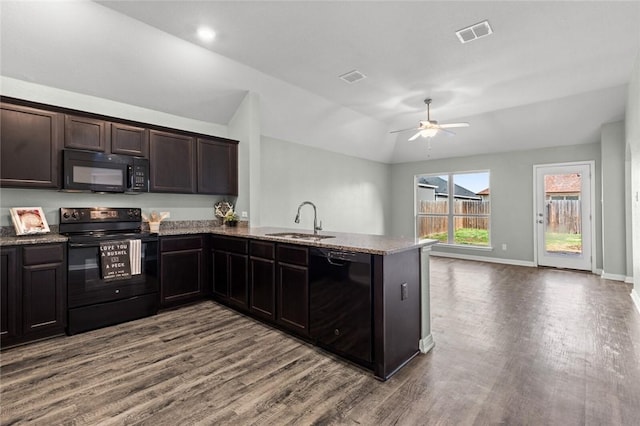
625,276,634,284
430,250,536,267
601,271,630,282
631,289,640,315
419,334,435,354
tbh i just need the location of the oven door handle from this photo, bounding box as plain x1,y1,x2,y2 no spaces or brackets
68,242,102,248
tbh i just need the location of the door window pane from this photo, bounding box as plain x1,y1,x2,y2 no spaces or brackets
544,173,582,254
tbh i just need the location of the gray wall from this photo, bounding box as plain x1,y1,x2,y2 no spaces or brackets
389,143,603,267
260,137,390,235
601,121,628,278
0,189,221,228
627,53,640,302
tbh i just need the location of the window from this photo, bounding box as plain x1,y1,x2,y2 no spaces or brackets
416,171,490,247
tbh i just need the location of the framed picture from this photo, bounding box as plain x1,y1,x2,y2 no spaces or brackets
9,207,50,236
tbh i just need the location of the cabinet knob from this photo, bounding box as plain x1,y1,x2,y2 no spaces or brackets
334,329,340,336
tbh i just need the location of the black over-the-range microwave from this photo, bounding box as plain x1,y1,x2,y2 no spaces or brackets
62,149,149,193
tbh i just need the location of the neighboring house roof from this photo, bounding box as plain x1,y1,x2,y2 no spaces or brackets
544,174,581,193
418,176,481,200
476,187,490,196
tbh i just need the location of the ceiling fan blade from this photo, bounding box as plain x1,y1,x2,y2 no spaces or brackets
408,131,422,141
390,126,420,134
439,128,456,136
438,122,469,129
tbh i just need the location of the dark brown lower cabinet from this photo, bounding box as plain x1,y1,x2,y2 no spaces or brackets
1,247,19,345
277,262,309,336
276,244,309,336
212,239,309,336
249,241,276,321
211,236,249,310
1,244,67,349
160,235,205,307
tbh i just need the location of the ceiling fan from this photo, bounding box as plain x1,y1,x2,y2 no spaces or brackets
390,98,469,141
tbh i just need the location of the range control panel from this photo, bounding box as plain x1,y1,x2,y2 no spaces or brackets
60,207,142,224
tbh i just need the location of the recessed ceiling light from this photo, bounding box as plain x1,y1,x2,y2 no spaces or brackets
197,27,216,43
456,20,493,44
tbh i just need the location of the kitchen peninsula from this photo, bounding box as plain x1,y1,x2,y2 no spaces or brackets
1,223,437,381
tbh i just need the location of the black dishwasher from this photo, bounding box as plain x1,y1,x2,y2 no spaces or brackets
309,247,372,365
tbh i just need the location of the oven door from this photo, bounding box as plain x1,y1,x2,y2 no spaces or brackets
67,239,158,308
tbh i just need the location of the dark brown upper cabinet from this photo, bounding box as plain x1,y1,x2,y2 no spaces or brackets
111,122,149,158
0,102,62,188
64,114,108,152
197,138,239,195
149,130,196,193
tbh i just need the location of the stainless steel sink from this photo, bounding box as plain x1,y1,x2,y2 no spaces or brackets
265,232,335,241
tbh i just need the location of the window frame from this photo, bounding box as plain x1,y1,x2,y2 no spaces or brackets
416,170,491,248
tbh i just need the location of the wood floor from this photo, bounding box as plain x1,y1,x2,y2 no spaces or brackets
2,258,640,425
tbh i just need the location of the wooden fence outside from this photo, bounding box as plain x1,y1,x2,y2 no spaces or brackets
417,200,490,235
417,199,580,238
546,200,581,234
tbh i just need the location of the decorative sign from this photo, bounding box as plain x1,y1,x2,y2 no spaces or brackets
100,241,131,281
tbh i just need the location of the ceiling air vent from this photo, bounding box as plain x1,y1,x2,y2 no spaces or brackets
456,20,493,44
339,69,366,84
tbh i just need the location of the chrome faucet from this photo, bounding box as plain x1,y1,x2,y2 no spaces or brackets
294,201,322,234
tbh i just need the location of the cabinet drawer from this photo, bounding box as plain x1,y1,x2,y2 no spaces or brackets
212,236,248,254
277,244,308,266
22,244,64,265
161,235,203,252
250,241,275,259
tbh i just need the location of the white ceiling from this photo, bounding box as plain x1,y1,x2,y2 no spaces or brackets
1,1,639,163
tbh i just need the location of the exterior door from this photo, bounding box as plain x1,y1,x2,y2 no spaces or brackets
534,162,593,271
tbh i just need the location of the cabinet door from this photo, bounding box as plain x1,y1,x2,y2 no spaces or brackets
250,257,276,320
64,114,108,152
228,253,248,309
212,250,229,298
160,249,202,306
0,103,62,188
197,138,238,195
111,123,148,157
1,247,19,345
21,244,66,337
149,130,196,193
277,263,309,336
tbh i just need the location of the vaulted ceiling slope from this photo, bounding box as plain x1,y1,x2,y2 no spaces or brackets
2,1,639,164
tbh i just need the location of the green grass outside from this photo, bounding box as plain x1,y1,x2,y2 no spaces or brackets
423,228,489,246
422,229,581,252
545,232,582,253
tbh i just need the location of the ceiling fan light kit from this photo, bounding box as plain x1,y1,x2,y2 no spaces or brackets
390,98,469,141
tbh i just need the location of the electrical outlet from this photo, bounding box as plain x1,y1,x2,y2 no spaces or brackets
160,211,170,218
502,243,507,251
241,211,248,218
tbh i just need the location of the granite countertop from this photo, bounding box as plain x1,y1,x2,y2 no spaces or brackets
0,233,68,246
159,226,437,255
0,224,437,255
